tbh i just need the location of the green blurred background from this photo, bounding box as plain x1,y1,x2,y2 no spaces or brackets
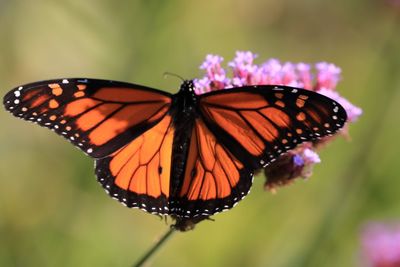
1,0,399,266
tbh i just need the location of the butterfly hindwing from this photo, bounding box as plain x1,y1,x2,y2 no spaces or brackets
170,118,253,217
95,115,175,214
3,78,172,158
199,85,347,169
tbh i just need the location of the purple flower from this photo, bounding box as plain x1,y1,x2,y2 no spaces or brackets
302,147,321,164
296,63,313,90
195,51,361,191
194,54,230,93
293,154,305,166
281,62,300,87
315,62,342,90
297,147,321,178
200,54,221,68
361,223,400,267
228,51,258,83
193,77,211,95
260,59,287,86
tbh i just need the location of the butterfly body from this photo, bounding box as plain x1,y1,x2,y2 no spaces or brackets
3,78,347,218
169,80,198,197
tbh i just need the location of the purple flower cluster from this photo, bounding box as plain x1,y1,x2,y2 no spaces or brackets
361,223,400,267
195,51,362,190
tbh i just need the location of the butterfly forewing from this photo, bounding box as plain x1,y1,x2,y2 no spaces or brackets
199,85,347,169
3,78,172,158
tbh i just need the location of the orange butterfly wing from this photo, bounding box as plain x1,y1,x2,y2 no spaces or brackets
170,118,253,217
95,115,175,214
3,78,172,158
170,85,346,217
199,85,347,169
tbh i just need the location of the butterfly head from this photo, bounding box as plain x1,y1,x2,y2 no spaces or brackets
172,79,198,111
180,80,195,93
178,80,197,100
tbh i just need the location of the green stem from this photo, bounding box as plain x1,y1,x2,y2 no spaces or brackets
132,228,175,267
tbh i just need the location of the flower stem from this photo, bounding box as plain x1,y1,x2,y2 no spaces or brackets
132,227,175,267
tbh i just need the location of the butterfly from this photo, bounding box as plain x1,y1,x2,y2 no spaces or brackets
3,78,347,218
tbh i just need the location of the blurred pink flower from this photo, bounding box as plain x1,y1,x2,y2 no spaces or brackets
195,52,362,123
195,51,362,190
361,223,400,267
315,62,342,90
228,51,258,83
296,63,313,89
197,54,230,92
385,0,400,10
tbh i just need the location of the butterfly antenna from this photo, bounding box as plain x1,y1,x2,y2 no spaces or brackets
163,72,185,82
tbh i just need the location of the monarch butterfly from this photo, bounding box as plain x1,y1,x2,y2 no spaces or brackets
3,78,346,218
